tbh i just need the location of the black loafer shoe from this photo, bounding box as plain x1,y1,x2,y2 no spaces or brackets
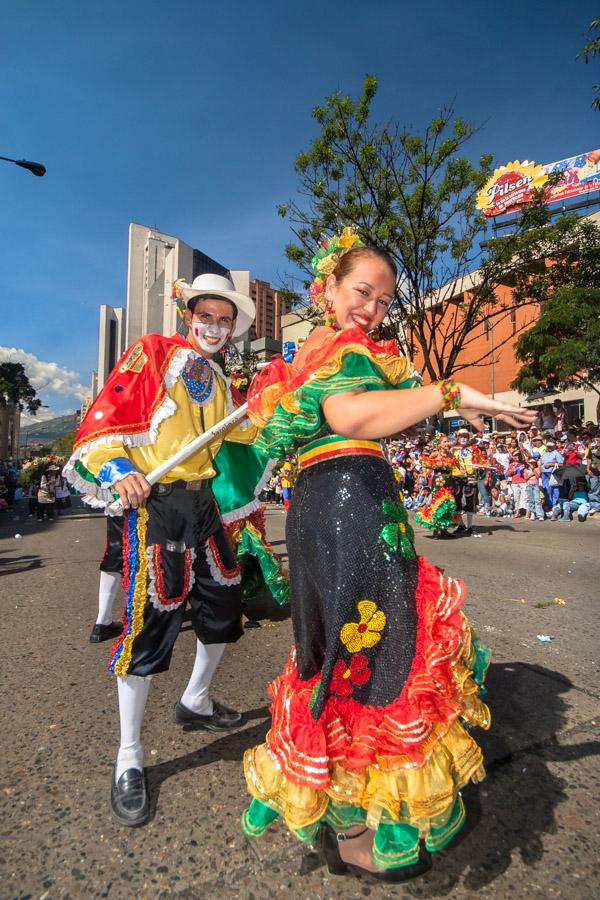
173,699,243,731
90,621,123,643
110,768,149,827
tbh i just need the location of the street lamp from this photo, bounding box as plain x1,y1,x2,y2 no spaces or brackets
0,155,46,176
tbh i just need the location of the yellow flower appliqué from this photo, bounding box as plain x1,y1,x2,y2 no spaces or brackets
340,600,387,653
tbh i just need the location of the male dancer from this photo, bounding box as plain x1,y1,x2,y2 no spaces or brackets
64,273,257,826
451,428,486,536
89,515,124,643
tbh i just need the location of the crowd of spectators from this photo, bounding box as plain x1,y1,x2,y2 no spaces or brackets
0,457,72,521
388,418,600,524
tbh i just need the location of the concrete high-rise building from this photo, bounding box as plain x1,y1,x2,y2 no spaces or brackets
248,279,292,341
90,222,291,401
98,306,126,388
93,224,235,395
125,223,230,347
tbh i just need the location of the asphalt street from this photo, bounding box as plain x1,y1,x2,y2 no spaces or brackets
1,500,599,900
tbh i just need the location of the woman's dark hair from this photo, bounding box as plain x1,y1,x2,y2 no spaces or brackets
187,295,238,319
333,246,397,284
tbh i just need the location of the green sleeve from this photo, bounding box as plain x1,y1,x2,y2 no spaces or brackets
255,352,396,458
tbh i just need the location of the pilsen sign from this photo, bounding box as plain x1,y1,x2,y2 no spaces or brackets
476,149,600,217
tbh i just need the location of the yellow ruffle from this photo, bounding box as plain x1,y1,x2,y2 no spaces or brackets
243,718,486,835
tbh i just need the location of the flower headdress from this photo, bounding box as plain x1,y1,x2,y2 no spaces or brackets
308,226,364,309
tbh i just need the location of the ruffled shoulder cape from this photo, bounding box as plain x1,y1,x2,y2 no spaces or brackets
74,333,191,451
64,333,248,505
248,328,414,458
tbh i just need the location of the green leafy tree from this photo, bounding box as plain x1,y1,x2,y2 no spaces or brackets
279,75,586,382
578,17,600,110
512,220,600,397
0,362,42,414
52,430,77,456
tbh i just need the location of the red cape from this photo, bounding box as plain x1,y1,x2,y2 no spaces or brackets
74,333,245,452
74,333,191,451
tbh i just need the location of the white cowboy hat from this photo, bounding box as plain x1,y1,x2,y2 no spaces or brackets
180,273,255,338
456,427,471,437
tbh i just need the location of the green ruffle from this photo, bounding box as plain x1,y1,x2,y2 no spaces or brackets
242,795,466,866
469,629,491,694
255,352,412,460
237,523,289,607
414,499,457,531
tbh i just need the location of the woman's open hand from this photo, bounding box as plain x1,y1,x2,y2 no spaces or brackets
456,384,537,431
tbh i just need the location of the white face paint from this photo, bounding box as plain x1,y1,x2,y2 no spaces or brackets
192,322,230,354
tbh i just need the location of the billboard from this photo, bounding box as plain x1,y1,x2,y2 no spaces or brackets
476,149,600,217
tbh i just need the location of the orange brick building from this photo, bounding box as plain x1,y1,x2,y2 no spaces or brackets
412,283,535,397
412,279,597,427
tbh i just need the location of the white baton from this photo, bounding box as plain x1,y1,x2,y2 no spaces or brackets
106,402,249,516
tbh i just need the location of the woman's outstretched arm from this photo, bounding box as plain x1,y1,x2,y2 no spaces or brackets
322,382,537,439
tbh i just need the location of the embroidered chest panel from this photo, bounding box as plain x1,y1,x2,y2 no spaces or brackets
181,356,216,406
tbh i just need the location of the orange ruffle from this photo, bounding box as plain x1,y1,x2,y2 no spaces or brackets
263,556,489,790
247,328,412,428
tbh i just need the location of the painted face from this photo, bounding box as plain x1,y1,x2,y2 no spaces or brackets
192,322,230,353
185,297,235,356
326,256,395,333
458,436,469,447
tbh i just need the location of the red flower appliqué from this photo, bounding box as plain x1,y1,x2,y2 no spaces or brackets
329,653,372,697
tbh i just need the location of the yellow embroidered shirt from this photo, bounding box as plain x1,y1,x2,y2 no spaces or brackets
80,371,256,484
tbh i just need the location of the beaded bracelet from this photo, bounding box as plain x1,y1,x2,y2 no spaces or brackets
437,379,461,411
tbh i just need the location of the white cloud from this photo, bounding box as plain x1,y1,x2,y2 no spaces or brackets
20,407,76,427
0,347,89,401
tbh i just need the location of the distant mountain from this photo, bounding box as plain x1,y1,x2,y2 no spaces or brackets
20,414,78,444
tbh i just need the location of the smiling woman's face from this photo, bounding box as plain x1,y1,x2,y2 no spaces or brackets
326,255,395,333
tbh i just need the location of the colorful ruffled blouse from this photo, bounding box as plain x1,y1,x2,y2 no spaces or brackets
247,328,415,458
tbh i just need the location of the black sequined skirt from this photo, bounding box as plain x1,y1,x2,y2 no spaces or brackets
286,454,418,718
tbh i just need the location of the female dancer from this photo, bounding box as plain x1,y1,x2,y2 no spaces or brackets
242,231,535,882
414,433,458,538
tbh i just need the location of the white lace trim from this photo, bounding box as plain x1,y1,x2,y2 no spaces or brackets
220,458,277,524
204,538,242,586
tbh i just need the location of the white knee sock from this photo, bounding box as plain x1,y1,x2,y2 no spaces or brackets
180,640,226,716
466,512,473,529
96,571,122,625
115,675,152,780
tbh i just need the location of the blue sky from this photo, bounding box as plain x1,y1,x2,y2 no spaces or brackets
2,0,598,419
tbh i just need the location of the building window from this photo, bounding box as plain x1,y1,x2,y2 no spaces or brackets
109,319,117,371
564,399,584,425
509,308,516,334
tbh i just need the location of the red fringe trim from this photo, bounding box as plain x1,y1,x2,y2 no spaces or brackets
266,556,470,788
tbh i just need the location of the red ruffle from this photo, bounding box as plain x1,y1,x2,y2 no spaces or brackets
266,556,472,788
247,328,402,426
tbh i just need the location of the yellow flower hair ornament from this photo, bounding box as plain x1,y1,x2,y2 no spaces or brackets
308,227,364,309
